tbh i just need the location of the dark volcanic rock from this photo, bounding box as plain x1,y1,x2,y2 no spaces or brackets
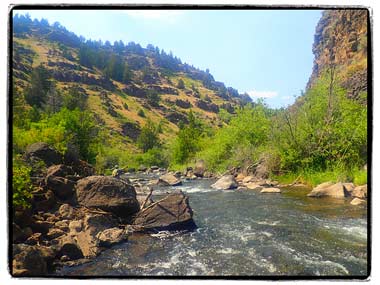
46,176,76,200
75,176,140,218
46,164,75,178
12,244,56,276
133,191,196,231
121,122,141,141
25,142,62,166
195,99,219,113
175,99,192,109
165,112,189,125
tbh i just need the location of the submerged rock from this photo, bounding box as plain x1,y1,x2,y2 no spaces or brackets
350,197,367,206
260,187,281,193
133,191,196,231
307,182,351,198
75,176,140,218
211,175,237,190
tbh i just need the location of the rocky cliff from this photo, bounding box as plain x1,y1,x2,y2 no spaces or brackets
307,9,368,102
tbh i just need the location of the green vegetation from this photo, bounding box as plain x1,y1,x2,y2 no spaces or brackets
137,119,161,152
11,14,368,210
12,156,33,208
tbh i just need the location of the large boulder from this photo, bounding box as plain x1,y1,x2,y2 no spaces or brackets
254,163,269,179
307,182,351,198
32,189,56,212
46,164,75,178
46,176,75,200
193,160,206,177
72,214,118,257
75,176,140,218
351,185,367,199
25,142,62,166
211,175,238,190
133,191,196,231
158,173,182,186
12,244,56,276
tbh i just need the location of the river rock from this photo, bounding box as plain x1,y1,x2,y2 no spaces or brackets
193,160,206,177
254,163,269,179
96,227,127,247
351,185,367,199
12,244,56,276
33,190,56,212
25,142,62,166
307,182,350,198
133,191,196,231
46,164,75,178
242,175,255,184
57,235,84,260
55,220,69,232
59,203,76,219
235,173,246,182
260,187,281,193
158,173,182,186
46,176,75,200
75,176,140,218
211,175,238,190
74,214,118,257
46,228,65,240
350,197,366,206
245,183,263,191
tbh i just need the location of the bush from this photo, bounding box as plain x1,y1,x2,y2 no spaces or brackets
12,156,33,208
137,109,145,117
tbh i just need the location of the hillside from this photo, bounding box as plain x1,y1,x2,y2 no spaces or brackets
12,14,251,165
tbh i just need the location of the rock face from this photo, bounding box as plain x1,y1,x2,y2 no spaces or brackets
158,173,182,186
133,191,196,231
211,175,238,190
75,176,140,218
351,184,367,198
307,182,351,198
193,160,206,177
25,142,62,166
260,187,281,193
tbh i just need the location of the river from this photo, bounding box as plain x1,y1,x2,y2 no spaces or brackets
56,179,368,277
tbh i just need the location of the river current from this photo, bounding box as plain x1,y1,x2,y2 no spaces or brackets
57,179,368,277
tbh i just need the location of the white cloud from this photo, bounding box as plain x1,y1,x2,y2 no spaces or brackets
247,90,278,99
119,10,185,22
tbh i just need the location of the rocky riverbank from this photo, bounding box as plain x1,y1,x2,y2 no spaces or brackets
11,142,367,276
12,143,196,276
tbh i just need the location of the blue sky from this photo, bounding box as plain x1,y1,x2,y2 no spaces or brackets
16,9,322,108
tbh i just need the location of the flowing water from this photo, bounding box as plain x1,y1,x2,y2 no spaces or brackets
57,179,368,277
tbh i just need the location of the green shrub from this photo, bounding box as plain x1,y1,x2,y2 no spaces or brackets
12,156,33,208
